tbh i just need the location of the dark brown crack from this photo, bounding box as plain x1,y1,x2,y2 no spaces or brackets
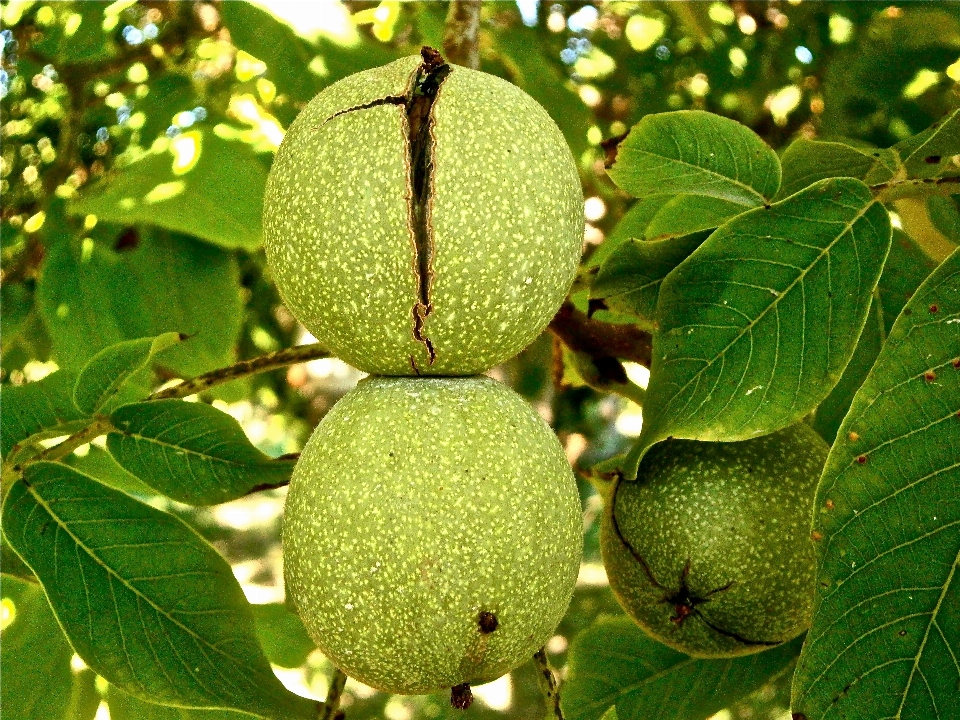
610,481,778,648
320,95,407,126
405,46,449,366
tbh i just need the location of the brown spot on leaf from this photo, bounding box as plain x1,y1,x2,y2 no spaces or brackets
825,499,835,509
848,431,860,442
925,370,936,382
812,531,824,541
856,455,867,464
929,304,939,313
923,155,941,164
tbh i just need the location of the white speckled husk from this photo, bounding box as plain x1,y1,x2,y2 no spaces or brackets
601,423,827,658
282,376,583,694
263,56,583,375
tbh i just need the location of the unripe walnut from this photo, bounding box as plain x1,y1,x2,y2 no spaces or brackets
264,49,583,375
282,376,582,695
601,423,828,658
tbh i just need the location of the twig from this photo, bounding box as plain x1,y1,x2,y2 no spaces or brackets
533,648,564,720
549,301,653,367
148,343,329,400
443,0,482,69
870,175,960,203
319,667,348,720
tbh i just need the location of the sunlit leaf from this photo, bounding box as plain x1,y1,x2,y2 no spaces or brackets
792,247,960,720
107,400,295,506
73,333,182,415
607,111,781,206
561,615,802,720
1,575,101,720
626,178,891,475
2,462,318,719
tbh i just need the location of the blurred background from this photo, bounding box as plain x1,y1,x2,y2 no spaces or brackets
2,1,959,719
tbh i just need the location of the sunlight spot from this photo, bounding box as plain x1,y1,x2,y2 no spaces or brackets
474,673,512,711
626,15,665,51
170,131,201,174
145,180,186,204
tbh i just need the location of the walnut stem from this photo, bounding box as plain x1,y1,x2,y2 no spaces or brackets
443,0,481,69
318,668,348,720
533,648,564,720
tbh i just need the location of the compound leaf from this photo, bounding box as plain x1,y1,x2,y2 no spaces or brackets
778,139,879,199
626,178,892,476
561,615,802,720
792,247,960,720
73,333,183,416
607,111,781,206
644,195,746,240
106,400,295,506
1,462,318,720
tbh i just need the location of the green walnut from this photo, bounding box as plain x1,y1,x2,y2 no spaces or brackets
600,423,828,658
283,376,583,695
263,49,583,375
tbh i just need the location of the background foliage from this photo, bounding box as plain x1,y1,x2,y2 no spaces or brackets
2,2,958,720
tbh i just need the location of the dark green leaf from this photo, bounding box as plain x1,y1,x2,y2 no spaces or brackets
73,333,183,415
793,247,960,720
2,462,317,719
65,445,157,498
607,111,781,206
37,230,242,375
778,139,878,199
627,178,892,475
561,616,802,720
644,195,746,240
1,371,87,459
70,133,268,251
2,536,37,582
928,196,960,245
893,108,960,181
106,400,295,506
877,230,940,332
1,575,101,720
812,296,885,444
251,603,316,669
591,233,707,329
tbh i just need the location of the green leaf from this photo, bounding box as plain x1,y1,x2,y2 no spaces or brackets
251,603,316,669
560,616,802,720
1,462,317,720
778,139,879,199
792,247,960,720
73,333,183,415
607,111,781,206
37,230,242,375
1,575,101,720
585,196,675,270
591,233,707,329
812,296,885,444
218,2,322,107
2,535,37,582
1,371,87,459
877,229,940,332
644,195,746,240
627,178,892,475
106,400,295,506
108,685,254,720
893,108,960,181
65,444,157,498
70,133,268,251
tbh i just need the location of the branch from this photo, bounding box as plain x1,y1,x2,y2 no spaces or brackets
443,0,481,69
549,301,653,367
319,667,348,720
533,648,564,720
149,343,330,400
870,174,960,203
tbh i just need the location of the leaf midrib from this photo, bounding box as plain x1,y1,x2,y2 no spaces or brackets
18,470,276,699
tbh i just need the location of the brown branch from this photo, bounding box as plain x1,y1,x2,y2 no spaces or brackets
533,648,564,720
149,342,330,400
548,301,653,367
870,174,960,203
443,0,481,70
319,667,348,720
